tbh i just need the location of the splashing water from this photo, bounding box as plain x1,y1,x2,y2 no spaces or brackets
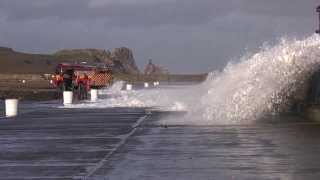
68,35,320,124
195,35,320,124
73,83,193,111
99,81,125,96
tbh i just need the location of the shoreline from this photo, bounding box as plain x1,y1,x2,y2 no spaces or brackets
0,73,207,101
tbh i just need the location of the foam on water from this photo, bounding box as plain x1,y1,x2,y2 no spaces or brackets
99,81,125,96
72,83,192,111
67,35,320,124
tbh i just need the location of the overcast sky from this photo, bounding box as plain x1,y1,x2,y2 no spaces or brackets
0,0,319,73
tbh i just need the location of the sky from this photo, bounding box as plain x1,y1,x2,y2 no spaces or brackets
0,0,319,73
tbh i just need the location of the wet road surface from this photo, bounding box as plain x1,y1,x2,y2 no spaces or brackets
1,103,320,179
90,113,320,180
0,106,148,179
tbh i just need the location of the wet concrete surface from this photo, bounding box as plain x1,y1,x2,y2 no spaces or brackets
1,103,320,179
0,106,148,179
90,113,320,180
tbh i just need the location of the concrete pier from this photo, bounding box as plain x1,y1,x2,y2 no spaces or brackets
89,112,320,180
0,105,320,179
0,107,148,179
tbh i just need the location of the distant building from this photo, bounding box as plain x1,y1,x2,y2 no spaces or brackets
144,59,168,75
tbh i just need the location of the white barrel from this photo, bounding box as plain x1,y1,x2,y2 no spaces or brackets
153,82,158,86
63,91,73,105
91,89,98,102
126,84,132,91
5,99,18,117
144,82,149,88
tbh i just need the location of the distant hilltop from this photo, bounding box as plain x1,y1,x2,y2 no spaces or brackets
0,46,140,74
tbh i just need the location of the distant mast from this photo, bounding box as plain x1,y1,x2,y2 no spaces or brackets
316,6,320,34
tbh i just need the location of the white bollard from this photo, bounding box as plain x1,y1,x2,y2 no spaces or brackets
157,81,160,86
144,82,149,88
154,82,160,86
126,84,132,91
91,89,98,102
5,99,18,117
63,91,73,105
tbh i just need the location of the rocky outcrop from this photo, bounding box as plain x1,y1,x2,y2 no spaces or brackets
54,47,139,74
54,49,110,64
0,46,140,74
110,47,139,74
144,59,168,75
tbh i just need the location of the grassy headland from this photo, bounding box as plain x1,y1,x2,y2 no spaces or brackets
0,47,207,100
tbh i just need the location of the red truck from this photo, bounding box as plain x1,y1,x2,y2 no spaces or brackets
52,63,113,100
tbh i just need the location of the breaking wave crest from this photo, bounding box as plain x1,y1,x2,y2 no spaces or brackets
195,35,320,124
69,35,320,124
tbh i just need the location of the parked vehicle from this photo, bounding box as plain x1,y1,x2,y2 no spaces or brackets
52,63,113,100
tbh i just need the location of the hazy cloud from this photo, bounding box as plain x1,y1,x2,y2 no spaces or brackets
0,0,319,72
238,0,319,17
0,0,234,27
